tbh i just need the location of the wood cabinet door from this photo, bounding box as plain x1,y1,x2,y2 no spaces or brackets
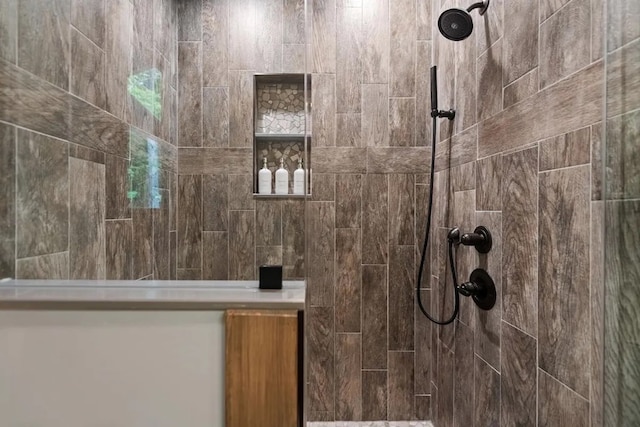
225,310,298,427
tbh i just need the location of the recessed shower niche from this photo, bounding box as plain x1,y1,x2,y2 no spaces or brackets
253,74,311,197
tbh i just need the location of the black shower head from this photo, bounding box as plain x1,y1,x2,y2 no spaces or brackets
438,0,489,41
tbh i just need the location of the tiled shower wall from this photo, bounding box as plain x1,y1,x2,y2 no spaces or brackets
0,0,178,280
430,0,610,426
306,0,434,422
174,0,307,281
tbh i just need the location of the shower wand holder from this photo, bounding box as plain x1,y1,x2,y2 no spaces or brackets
458,269,496,310
447,226,492,253
431,108,456,120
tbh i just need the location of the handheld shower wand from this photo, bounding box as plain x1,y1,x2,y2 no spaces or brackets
430,66,456,120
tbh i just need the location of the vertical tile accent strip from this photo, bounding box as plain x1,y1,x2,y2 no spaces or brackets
307,202,335,306
312,0,337,73
229,70,254,148
474,355,500,427
228,0,256,70
104,0,131,120
228,210,256,280
312,73,337,147
202,0,229,87
336,2,362,113
362,370,388,421
389,174,415,246
336,174,362,228
539,165,590,397
362,174,388,264
203,87,229,147
105,219,133,280
503,0,538,85
153,189,170,280
436,345,454,427
389,0,415,96
590,201,604,426
538,369,589,426
132,208,153,279
256,200,282,246
362,0,389,83
203,231,228,280
105,154,131,220
0,124,15,278
500,321,537,427
202,174,228,231
177,175,202,269
16,130,69,259
362,265,388,370
502,146,538,336
389,98,416,147
453,321,474,426
389,245,415,351
335,333,363,420
69,157,106,279
178,42,202,147
362,84,390,146
388,351,415,419
335,228,362,332
177,0,201,41
70,28,106,110
308,306,335,414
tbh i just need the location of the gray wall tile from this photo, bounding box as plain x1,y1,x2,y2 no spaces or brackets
336,174,361,228
362,370,387,421
203,231,228,280
362,0,389,83
312,73,337,147
177,175,202,269
308,306,335,413
312,0,337,73
389,245,415,351
474,356,500,427
336,228,362,332
363,265,388,369
203,87,229,147
503,0,538,84
178,42,202,147
388,351,415,419
70,28,105,109
16,252,69,279
539,369,589,425
362,84,389,146
202,0,229,86
228,210,255,280
539,127,591,171
336,3,362,113
389,0,415,97
336,333,363,420
362,174,388,264
0,0,17,63
105,220,132,279
308,202,335,306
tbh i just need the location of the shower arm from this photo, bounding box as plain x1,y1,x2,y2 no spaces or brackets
466,0,490,15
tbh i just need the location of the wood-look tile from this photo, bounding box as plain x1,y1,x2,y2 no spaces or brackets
388,351,415,420
591,0,604,61
591,122,603,200
389,246,414,351
71,0,104,48
416,395,431,420
477,39,502,121
312,0,336,73
503,68,539,109
503,0,538,85
539,165,590,397
177,175,202,269
203,231,228,280
436,344,454,427
282,199,305,278
500,321,537,427
362,370,387,421
336,228,362,333
170,87,177,145
178,42,202,147
308,202,335,306
16,130,68,258
0,124,15,278
451,162,476,193
605,0,640,52
229,70,254,148
454,31,477,134
154,53,171,141
0,0,17,63
178,147,253,175
454,321,475,426
311,173,336,201
18,0,70,90
312,73,337,147
255,0,283,73
202,0,228,87
153,189,170,280
105,155,130,219
367,147,431,174
502,146,538,336
177,268,202,280
177,0,201,41
540,0,572,21
539,369,589,425
362,174,388,264
282,44,305,73
415,184,431,286
228,0,256,70
132,0,153,54
256,246,283,276
605,110,640,200
203,87,229,147
477,0,503,54
228,210,255,280
474,356,500,427
70,28,105,110
70,144,105,164
284,0,305,44
476,154,502,211
362,84,389,146
416,41,432,147
336,174,361,228
416,0,431,40
308,306,335,413
202,174,228,231
169,230,177,280
480,61,602,158
539,126,591,171
390,0,415,96
362,0,389,83
540,0,591,89
104,0,131,120
105,219,132,279
336,333,362,420
256,200,281,246
434,125,477,172
314,147,367,173
452,190,476,327
307,412,334,422
591,201,604,427
69,157,105,279
389,98,416,147
336,3,362,113
362,265,388,369
16,252,69,279
415,289,431,394
389,174,414,246
227,174,254,210
132,208,153,279
475,211,502,371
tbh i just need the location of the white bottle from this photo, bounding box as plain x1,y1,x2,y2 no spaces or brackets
258,157,272,195
293,158,305,195
275,158,289,195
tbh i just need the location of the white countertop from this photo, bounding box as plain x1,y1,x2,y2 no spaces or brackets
0,280,305,310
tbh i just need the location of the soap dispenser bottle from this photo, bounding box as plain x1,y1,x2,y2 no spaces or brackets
275,158,289,195
258,157,272,195
293,158,305,195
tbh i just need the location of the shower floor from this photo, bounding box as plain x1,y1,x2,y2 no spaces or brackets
308,422,434,427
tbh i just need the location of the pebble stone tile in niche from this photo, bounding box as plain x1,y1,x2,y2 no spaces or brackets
256,83,306,134
308,422,434,427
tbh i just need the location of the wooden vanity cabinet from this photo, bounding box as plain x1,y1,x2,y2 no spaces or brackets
225,309,302,427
